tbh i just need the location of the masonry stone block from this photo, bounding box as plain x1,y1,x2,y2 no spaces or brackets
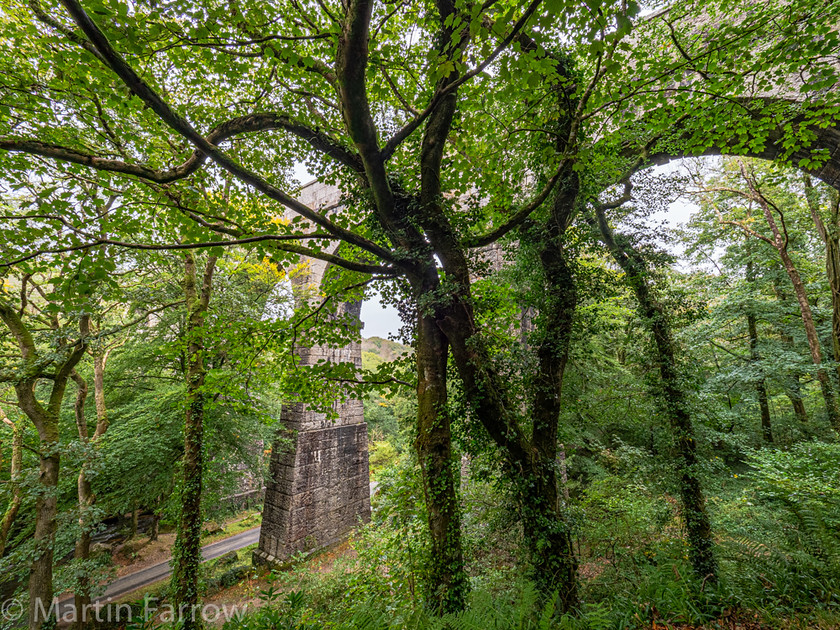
255,181,371,568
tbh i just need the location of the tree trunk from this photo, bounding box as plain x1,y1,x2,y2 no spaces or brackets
415,307,467,613
172,253,216,630
522,200,579,610
804,177,840,387
745,256,773,442
747,312,773,442
786,375,809,422
0,410,22,556
30,448,60,629
595,208,718,585
150,510,161,542
71,372,93,629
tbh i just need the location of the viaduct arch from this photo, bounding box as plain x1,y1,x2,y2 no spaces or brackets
254,128,840,566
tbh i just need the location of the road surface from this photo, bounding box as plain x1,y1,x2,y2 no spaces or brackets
57,527,261,618
56,481,379,617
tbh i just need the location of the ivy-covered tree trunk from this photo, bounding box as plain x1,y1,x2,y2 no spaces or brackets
172,253,217,629
415,305,467,613
0,409,22,557
595,208,718,585
521,175,580,610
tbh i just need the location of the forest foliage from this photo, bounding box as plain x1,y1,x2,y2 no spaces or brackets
0,0,839,627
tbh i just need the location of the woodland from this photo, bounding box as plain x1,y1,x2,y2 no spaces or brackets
0,0,840,628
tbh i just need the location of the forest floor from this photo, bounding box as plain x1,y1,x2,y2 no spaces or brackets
200,540,356,625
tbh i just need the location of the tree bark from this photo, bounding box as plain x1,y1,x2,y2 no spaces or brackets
415,306,467,613
740,168,840,431
172,253,216,630
595,207,718,585
804,177,840,387
0,409,22,556
520,175,580,610
745,255,773,442
30,446,60,629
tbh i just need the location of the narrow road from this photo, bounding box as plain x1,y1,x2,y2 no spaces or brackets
57,481,379,618
57,527,261,618
103,527,261,602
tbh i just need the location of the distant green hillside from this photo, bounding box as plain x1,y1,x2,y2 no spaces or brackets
362,336,411,363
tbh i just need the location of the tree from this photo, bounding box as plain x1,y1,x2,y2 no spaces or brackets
1,0,838,614
0,273,90,629
0,405,23,556
700,160,840,432
171,252,217,628
592,198,718,585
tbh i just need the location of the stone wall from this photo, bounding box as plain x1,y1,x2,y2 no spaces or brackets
255,181,371,566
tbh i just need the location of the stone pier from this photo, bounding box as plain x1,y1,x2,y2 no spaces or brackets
254,182,371,566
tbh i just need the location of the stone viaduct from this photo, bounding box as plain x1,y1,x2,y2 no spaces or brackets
254,181,371,567
253,181,508,566
252,13,840,561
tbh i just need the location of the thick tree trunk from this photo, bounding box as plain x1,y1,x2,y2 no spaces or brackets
172,254,216,630
30,449,60,629
522,196,579,609
415,308,467,613
172,387,204,627
595,208,718,585
0,411,22,556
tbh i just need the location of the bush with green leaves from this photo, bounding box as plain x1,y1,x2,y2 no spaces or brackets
713,443,840,613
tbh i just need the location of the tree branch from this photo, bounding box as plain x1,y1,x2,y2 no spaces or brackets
55,0,397,266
